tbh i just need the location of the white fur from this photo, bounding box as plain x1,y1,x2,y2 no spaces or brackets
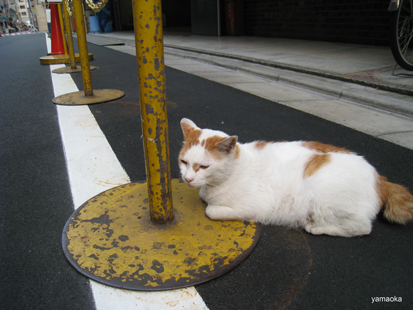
179,119,381,237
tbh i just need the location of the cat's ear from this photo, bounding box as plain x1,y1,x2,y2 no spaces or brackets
180,118,199,139
216,136,238,154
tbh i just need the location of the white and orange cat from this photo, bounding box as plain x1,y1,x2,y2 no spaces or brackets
178,118,413,237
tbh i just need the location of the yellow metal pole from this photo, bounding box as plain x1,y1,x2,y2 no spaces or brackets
57,3,68,56
133,0,173,224
72,0,93,96
62,0,77,69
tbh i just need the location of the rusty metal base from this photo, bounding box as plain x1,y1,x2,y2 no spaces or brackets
62,179,261,291
39,53,93,65
52,66,97,74
52,89,125,105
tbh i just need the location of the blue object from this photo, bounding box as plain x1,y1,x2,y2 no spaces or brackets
97,6,112,32
104,20,113,32
89,16,101,34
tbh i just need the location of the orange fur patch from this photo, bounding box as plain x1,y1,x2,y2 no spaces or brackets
254,141,271,150
179,128,202,157
304,153,332,178
202,135,228,153
302,141,351,154
192,163,200,172
180,131,239,160
202,135,239,159
181,122,198,139
376,175,389,209
376,175,413,224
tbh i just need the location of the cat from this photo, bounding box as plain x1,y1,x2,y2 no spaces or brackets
178,118,413,237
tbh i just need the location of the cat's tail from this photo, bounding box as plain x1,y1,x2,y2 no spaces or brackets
377,175,413,224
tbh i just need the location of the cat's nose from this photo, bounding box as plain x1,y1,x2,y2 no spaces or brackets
185,177,194,184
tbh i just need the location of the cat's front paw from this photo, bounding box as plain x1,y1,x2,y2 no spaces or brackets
205,206,220,220
206,205,239,221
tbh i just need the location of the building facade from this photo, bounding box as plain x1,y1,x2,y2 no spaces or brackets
97,0,391,46
1,0,392,46
16,0,31,26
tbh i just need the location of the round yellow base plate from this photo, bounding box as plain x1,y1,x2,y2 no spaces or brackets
39,53,94,65
52,66,97,74
62,179,261,290
52,89,125,105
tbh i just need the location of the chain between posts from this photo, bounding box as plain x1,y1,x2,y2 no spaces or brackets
65,0,74,16
85,0,108,12
65,0,107,15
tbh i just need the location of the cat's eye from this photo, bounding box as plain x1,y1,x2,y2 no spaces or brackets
200,165,209,169
180,159,188,165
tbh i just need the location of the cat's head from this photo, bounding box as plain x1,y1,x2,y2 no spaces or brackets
178,118,238,188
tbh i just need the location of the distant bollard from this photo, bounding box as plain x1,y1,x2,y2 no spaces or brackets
52,0,124,105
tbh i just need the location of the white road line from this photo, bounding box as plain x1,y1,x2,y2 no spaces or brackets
48,39,208,309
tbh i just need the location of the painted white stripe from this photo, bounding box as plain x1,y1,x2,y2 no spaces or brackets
49,41,208,309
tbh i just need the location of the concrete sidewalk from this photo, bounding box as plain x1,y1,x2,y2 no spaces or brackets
87,31,413,94
84,31,413,150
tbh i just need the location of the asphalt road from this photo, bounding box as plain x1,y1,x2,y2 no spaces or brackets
1,33,412,310
0,33,96,309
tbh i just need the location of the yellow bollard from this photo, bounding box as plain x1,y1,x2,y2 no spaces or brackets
133,0,173,224
52,0,96,74
52,0,124,105
72,0,93,97
57,3,68,57
39,1,94,66
62,0,76,69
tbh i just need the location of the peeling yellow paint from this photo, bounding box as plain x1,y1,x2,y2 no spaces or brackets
133,0,173,224
63,180,260,290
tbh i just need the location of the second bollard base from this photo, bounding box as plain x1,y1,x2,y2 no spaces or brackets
40,53,94,65
52,89,125,105
52,66,97,74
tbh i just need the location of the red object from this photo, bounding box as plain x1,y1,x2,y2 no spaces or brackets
49,3,65,55
225,1,235,35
